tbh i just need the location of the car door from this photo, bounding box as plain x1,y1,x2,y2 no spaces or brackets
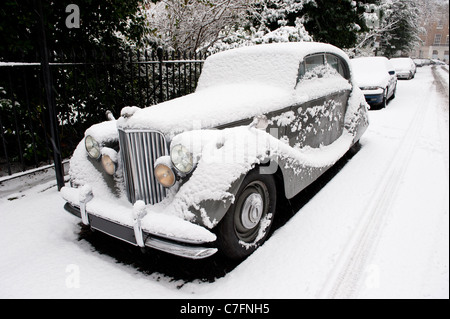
286,53,351,149
385,60,397,98
277,53,352,199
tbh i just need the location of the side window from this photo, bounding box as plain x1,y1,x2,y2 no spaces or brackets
297,54,325,83
305,54,324,73
297,53,350,86
325,54,348,79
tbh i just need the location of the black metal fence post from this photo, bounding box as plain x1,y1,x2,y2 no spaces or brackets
35,0,64,190
157,47,164,103
0,112,11,175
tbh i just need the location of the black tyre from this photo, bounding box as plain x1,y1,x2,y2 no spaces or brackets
381,95,387,108
216,169,277,260
391,84,397,100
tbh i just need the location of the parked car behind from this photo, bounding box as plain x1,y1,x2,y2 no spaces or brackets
413,59,423,68
390,57,416,80
430,59,446,65
350,56,397,108
62,42,369,260
413,58,425,67
421,59,432,66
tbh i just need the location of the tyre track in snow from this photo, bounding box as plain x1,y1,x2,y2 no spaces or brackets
431,66,449,186
318,76,435,299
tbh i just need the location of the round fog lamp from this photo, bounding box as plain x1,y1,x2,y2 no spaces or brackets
155,164,176,188
85,135,101,159
101,154,116,175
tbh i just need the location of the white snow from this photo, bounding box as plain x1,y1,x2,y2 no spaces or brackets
435,66,449,88
199,42,350,91
61,183,217,244
0,66,448,299
117,83,292,139
84,119,119,143
350,56,395,88
390,57,415,73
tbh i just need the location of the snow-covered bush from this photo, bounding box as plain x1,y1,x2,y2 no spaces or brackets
207,17,312,53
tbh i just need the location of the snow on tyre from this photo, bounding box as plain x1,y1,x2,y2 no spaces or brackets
216,169,277,260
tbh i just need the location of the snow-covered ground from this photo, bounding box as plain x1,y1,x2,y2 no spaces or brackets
0,66,448,299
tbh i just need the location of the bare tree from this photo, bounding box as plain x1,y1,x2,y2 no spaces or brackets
146,0,255,51
349,0,438,57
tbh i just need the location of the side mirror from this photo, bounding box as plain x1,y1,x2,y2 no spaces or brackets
105,110,115,121
388,70,395,75
249,115,269,130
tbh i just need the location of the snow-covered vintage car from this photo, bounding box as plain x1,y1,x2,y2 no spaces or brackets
61,42,369,260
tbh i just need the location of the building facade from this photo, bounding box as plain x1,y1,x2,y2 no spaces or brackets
411,2,449,63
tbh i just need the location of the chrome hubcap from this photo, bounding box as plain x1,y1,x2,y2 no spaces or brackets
241,193,263,230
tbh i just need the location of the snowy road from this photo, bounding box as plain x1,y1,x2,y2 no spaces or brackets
0,66,448,299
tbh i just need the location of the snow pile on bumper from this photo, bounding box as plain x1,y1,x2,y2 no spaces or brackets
61,186,217,259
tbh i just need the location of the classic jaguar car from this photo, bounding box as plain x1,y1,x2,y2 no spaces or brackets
61,42,369,260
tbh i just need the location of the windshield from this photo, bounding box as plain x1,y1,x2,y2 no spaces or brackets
390,58,412,70
350,57,390,87
351,57,388,74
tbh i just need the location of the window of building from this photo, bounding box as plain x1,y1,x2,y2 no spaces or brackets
434,34,442,45
446,35,449,45
437,19,444,29
432,50,439,59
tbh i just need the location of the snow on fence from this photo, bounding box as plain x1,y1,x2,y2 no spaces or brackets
0,48,207,178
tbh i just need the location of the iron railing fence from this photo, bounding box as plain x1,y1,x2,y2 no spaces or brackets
0,48,207,178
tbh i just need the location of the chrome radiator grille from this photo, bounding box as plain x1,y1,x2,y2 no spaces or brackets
118,129,169,205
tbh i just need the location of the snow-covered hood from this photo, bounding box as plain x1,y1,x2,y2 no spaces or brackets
116,83,294,140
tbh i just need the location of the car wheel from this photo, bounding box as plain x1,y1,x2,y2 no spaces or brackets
216,169,277,260
391,84,397,100
381,88,388,108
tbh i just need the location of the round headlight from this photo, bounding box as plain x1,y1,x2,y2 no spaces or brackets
85,135,101,159
101,154,116,175
154,164,176,187
170,144,194,173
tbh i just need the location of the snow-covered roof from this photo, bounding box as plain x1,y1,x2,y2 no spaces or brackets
197,42,350,91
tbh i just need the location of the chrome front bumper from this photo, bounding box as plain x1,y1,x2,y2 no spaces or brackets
61,186,218,259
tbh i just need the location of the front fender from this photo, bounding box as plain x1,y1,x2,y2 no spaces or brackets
186,173,246,229
170,127,277,228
